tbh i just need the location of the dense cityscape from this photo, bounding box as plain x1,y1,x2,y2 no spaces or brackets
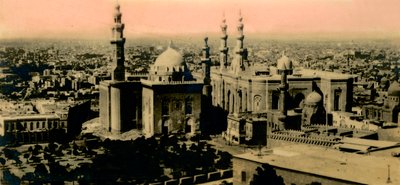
1,1,400,185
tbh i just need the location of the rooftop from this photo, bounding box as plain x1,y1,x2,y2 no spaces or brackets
0,114,60,120
235,144,400,184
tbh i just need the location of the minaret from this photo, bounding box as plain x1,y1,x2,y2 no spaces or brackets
201,37,212,121
233,10,248,71
111,3,126,81
201,37,211,86
279,70,288,116
277,52,290,117
219,13,229,71
201,37,212,108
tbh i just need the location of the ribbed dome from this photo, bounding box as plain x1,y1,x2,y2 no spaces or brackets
277,53,292,70
305,92,322,104
153,46,184,67
388,81,400,96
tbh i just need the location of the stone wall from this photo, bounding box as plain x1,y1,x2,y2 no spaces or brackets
148,169,233,185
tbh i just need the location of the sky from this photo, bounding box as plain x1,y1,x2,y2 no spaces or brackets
1,0,400,39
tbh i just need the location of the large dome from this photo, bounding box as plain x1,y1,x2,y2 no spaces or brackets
153,46,184,67
305,91,322,105
388,81,400,96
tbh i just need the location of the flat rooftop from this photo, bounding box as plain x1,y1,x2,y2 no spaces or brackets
235,144,399,184
0,114,60,120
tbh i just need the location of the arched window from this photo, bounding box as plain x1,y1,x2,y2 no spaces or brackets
162,99,169,116
254,95,262,112
238,90,242,112
272,91,280,110
185,97,193,115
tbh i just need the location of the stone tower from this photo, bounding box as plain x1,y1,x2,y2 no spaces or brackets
219,13,229,71
111,3,126,81
277,52,293,124
202,37,212,95
231,10,248,74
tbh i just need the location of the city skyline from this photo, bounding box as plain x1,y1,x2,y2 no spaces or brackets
1,0,400,39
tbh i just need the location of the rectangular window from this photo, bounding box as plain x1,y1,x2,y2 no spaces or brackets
185,99,192,115
162,101,169,116
241,171,246,182
334,90,341,111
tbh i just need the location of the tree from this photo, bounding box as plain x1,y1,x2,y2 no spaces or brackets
23,153,30,163
2,169,21,185
0,157,6,166
22,172,35,184
3,148,21,165
250,164,284,185
34,163,49,181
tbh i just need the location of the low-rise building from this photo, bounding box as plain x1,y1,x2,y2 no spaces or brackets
332,111,379,131
233,144,400,185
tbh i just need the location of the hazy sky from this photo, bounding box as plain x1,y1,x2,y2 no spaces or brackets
1,0,400,39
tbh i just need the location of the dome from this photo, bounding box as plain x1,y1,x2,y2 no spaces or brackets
388,81,400,96
305,92,322,104
153,45,184,67
277,53,292,70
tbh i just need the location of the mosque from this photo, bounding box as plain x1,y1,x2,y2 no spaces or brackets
205,12,355,144
362,81,400,124
99,4,356,142
100,4,205,137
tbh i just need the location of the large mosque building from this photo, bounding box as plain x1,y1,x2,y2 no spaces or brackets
99,4,356,141
100,4,206,137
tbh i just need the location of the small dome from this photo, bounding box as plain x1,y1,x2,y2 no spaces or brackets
153,45,184,67
388,81,400,96
305,92,322,104
277,53,292,70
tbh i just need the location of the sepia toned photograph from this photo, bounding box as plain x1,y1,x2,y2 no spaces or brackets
0,0,399,184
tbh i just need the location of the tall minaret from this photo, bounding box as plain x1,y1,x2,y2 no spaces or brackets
202,37,211,86
202,37,212,104
233,10,248,71
111,3,126,81
219,13,229,71
279,70,288,116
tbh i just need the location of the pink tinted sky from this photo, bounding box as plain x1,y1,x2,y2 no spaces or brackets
0,0,400,39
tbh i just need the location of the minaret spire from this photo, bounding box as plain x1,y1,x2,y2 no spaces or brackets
219,12,229,71
201,37,211,85
231,10,248,72
111,1,126,81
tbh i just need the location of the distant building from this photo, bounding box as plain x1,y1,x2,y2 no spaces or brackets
0,100,91,145
363,81,400,125
0,114,66,144
332,111,379,131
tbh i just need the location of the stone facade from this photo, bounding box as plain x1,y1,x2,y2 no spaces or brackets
233,152,367,185
99,5,205,136
99,81,142,133
141,81,203,137
204,12,354,144
362,81,400,124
